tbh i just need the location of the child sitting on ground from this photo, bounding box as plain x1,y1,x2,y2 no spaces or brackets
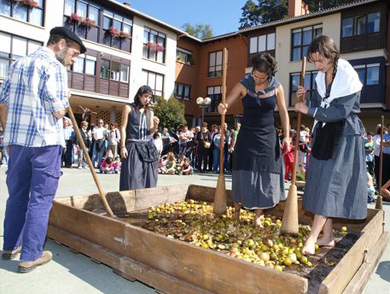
113,156,121,174
100,157,114,174
181,157,192,175
158,156,167,174
165,152,176,175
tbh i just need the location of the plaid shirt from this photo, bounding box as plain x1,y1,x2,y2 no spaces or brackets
0,47,69,147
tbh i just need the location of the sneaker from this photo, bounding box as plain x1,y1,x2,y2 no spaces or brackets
18,251,53,273
2,246,22,260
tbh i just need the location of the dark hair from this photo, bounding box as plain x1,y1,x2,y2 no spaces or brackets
251,52,277,77
307,35,340,64
105,157,113,164
111,123,117,128
307,35,340,91
153,131,160,139
47,34,76,48
134,85,153,108
376,127,383,135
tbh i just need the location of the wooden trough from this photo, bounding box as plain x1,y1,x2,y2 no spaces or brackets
48,185,388,294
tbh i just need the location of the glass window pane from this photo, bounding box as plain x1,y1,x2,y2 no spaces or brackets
28,40,41,55
148,72,156,89
0,33,11,57
29,8,43,26
157,51,163,63
113,20,121,31
111,61,120,81
0,0,11,16
100,59,110,78
355,68,365,84
85,57,96,75
367,66,379,85
73,55,85,73
302,45,309,59
12,37,27,60
64,0,75,16
292,31,301,46
0,58,9,78
258,35,266,52
177,84,183,97
13,3,28,22
249,37,257,53
356,16,366,35
184,85,190,98
120,64,128,82
267,33,275,50
216,51,222,65
302,29,312,45
342,18,353,37
89,6,99,25
77,1,87,18
291,74,300,92
292,48,301,61
103,16,111,30
314,27,322,37
123,23,131,34
209,52,215,66
368,12,380,33
156,74,163,92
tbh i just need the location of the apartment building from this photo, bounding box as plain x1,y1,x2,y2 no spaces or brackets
0,0,192,126
179,0,389,131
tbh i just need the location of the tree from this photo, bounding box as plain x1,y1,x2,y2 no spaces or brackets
153,96,187,131
239,0,355,28
182,23,213,39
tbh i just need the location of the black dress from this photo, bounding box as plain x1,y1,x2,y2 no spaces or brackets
232,75,285,209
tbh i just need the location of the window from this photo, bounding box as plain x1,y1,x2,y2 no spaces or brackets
289,71,318,106
342,12,380,39
143,27,166,63
99,59,128,83
176,48,193,65
0,32,42,78
0,0,44,26
71,54,96,75
342,18,353,37
354,63,380,86
175,83,191,100
100,10,133,51
207,86,222,112
208,51,222,77
291,25,322,61
249,33,275,54
142,70,164,97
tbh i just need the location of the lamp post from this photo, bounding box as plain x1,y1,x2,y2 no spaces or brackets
196,96,212,125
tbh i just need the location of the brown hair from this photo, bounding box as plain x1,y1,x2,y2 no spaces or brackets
251,52,277,77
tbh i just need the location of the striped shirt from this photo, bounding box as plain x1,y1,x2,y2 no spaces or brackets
0,47,69,147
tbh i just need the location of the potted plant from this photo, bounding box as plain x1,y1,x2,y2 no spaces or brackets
13,0,39,8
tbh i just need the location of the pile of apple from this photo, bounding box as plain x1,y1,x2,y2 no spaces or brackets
143,199,316,271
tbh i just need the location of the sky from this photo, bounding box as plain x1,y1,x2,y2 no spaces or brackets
127,0,248,37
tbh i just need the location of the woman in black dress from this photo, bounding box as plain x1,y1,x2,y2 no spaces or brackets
218,52,290,228
119,86,160,190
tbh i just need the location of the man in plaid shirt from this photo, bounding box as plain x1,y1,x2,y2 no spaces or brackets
0,27,85,273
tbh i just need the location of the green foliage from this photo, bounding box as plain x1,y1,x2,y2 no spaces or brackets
239,0,355,28
153,96,187,131
182,23,213,39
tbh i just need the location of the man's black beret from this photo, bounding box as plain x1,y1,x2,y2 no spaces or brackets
50,26,86,53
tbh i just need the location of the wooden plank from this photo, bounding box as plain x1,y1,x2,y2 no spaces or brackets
49,202,126,255
342,231,389,294
134,185,188,211
124,224,308,294
48,226,214,294
319,210,384,294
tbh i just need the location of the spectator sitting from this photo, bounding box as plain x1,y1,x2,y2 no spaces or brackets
181,157,192,175
158,156,167,174
165,152,176,175
100,157,114,174
113,156,121,174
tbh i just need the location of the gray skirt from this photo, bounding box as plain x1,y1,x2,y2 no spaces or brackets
304,134,367,219
119,142,158,191
232,170,285,209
